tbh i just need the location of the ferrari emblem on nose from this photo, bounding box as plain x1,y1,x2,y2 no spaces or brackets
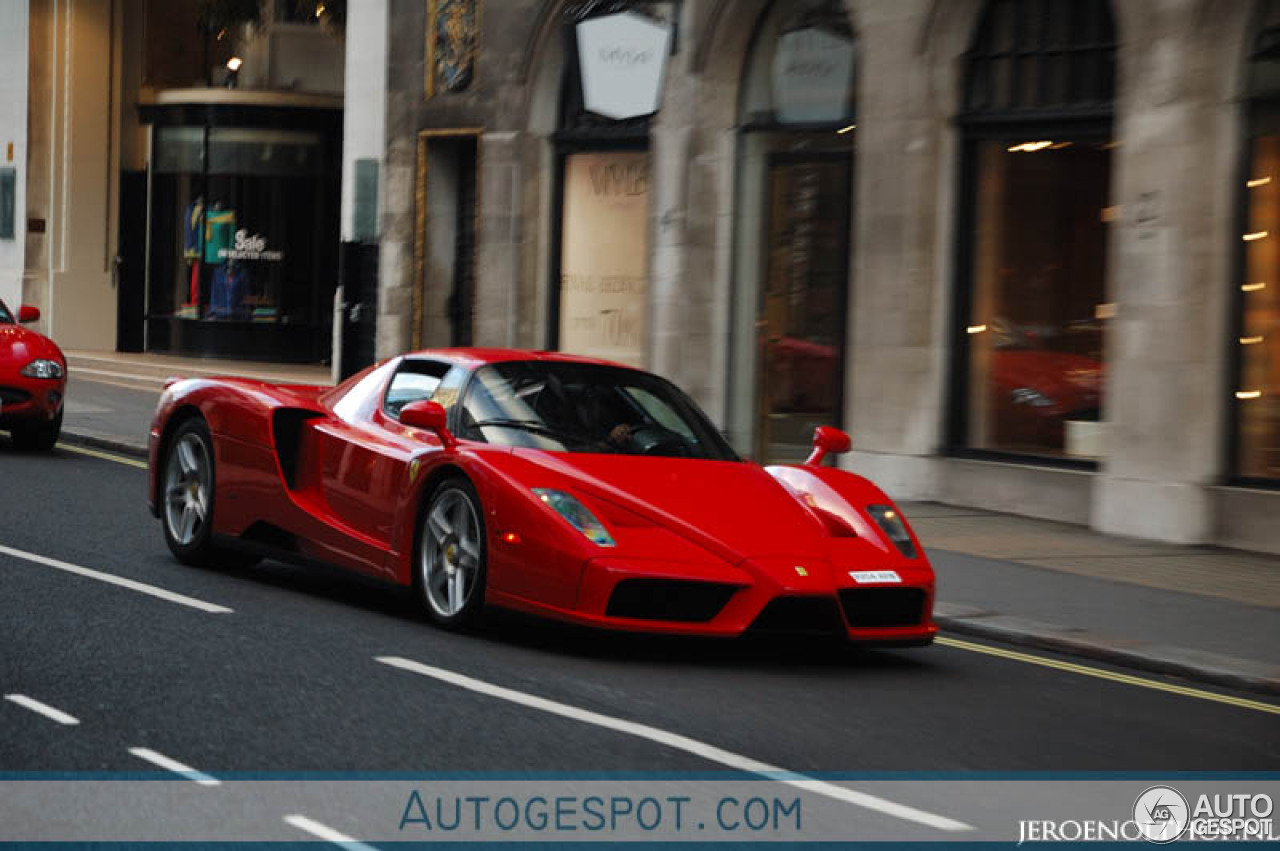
794,566,809,577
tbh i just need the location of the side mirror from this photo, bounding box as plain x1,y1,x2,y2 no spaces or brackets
17,305,40,323
399,400,456,449
805,425,852,467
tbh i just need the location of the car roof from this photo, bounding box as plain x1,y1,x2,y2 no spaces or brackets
406,348,637,371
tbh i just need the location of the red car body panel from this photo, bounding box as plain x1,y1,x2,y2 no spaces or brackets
0,301,67,433
148,350,935,643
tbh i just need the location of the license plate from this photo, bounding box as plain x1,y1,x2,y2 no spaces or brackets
849,570,902,584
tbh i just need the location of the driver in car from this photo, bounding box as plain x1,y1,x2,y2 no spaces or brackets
576,387,641,451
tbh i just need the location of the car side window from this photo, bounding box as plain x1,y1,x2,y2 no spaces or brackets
384,360,452,418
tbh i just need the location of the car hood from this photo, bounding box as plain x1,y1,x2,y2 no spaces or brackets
0,323,64,371
505,449,828,565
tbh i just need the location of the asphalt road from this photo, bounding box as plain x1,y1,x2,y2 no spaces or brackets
2,441,1278,842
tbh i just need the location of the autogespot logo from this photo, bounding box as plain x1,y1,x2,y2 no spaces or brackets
1133,786,1190,844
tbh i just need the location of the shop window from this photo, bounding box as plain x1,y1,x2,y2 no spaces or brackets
1237,2,1280,481
550,4,675,367
952,0,1115,462
148,122,339,362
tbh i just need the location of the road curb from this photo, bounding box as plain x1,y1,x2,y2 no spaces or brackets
59,429,148,460
934,612,1280,697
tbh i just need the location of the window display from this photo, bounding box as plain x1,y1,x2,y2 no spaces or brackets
147,123,339,362
963,141,1110,458
954,0,1116,461
1239,136,1280,479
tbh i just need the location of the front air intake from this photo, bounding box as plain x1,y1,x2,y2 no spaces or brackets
606,579,738,622
839,587,926,628
748,596,846,636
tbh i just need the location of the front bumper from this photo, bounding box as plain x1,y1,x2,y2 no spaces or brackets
499,555,937,644
0,380,65,428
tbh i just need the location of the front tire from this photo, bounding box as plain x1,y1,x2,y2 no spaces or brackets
417,477,488,629
11,410,62,451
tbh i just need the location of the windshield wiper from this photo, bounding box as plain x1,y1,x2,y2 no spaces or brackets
468,419,611,450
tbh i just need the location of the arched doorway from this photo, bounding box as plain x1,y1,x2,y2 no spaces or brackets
729,0,857,462
950,0,1117,463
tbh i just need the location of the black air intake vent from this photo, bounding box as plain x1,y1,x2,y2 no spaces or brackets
748,597,846,636
839,588,926,628
606,579,738,622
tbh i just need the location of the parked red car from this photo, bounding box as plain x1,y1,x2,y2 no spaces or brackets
0,300,66,451
147,349,936,646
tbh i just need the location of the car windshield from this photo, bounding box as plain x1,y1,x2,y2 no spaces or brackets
458,361,739,460
0,301,12,324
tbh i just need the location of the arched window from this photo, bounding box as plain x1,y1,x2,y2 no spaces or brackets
727,0,857,462
951,0,1117,464
1236,0,1280,481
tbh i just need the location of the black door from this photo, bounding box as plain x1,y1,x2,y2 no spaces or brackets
116,170,147,352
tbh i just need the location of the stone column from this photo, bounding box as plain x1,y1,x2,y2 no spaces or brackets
1092,0,1250,543
844,0,956,496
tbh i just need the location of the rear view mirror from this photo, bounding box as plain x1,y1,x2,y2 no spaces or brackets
17,305,40,323
805,425,852,467
399,400,456,449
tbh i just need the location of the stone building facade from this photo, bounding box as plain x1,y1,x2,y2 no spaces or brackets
352,0,1280,552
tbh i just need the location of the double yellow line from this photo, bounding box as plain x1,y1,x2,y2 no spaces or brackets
939,636,1280,715
59,442,147,469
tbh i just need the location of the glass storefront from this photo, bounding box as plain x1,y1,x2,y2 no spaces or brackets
143,105,341,363
729,0,855,462
1239,134,1280,478
954,0,1116,462
558,150,650,368
963,139,1110,458
1238,4,1280,482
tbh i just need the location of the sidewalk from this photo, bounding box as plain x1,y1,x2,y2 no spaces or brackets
54,351,1280,695
58,350,332,456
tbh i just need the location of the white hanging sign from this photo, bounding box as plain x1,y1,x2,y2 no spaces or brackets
576,11,673,121
772,26,855,124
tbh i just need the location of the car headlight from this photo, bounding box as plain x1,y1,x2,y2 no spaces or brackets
1010,387,1055,408
21,359,64,379
532,488,615,547
866,504,917,559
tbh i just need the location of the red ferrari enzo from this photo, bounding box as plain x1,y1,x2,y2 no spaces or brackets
0,299,66,451
147,349,935,645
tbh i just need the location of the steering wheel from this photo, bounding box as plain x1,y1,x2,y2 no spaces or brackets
625,425,692,457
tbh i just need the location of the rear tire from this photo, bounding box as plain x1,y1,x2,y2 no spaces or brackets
160,417,257,569
416,477,488,629
11,410,62,451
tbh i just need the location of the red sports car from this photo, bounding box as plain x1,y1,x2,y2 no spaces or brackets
0,300,66,451
147,349,935,645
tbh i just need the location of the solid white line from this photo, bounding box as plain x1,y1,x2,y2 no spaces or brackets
0,543,233,614
4,694,80,726
284,814,380,850
128,747,221,787
375,656,972,833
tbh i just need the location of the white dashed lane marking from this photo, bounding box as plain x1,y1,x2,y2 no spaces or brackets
4,694,80,726
375,655,973,833
0,543,233,614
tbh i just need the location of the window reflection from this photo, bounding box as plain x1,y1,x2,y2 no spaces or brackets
1239,136,1280,478
964,140,1111,458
